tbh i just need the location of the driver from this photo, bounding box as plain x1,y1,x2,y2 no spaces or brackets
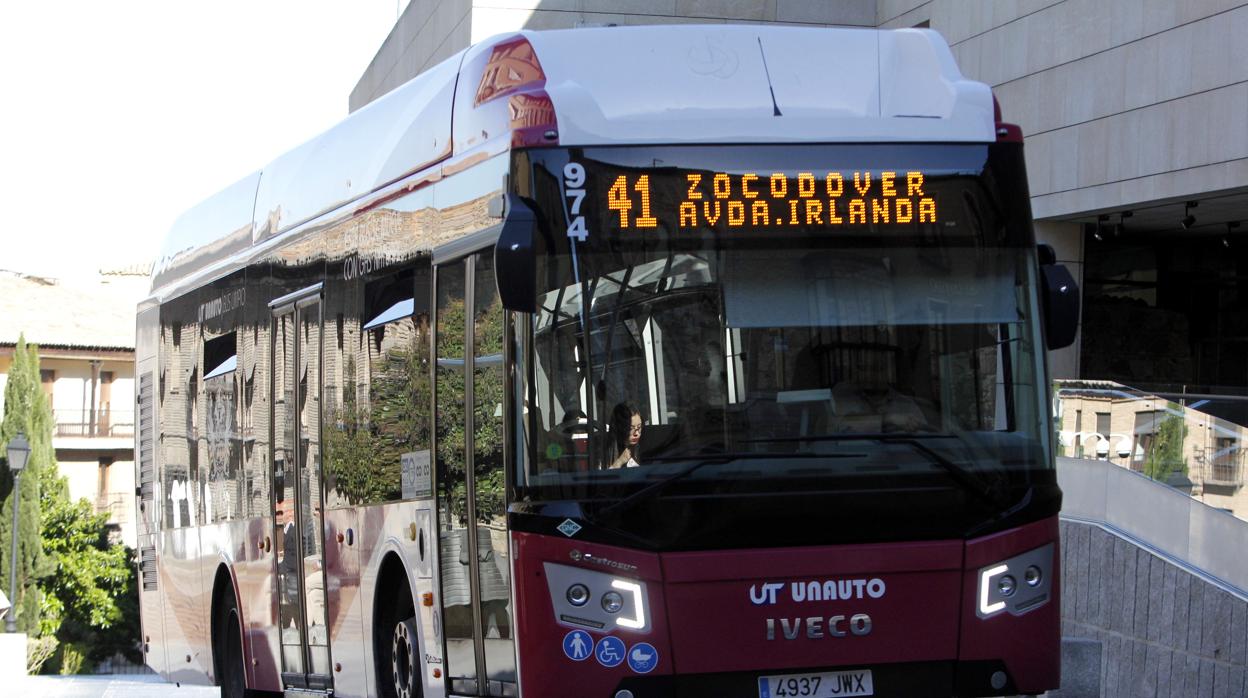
608,403,643,469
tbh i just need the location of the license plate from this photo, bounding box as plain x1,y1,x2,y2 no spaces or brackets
758,669,874,698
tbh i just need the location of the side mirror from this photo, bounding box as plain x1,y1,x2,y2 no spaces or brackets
495,195,537,313
1037,244,1079,350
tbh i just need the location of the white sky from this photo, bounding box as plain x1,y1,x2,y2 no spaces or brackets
0,1,407,279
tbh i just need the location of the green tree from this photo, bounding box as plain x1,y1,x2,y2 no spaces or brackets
39,478,139,670
1144,412,1188,484
0,336,140,672
0,336,53,637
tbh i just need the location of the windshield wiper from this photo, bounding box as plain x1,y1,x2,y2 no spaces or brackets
593,451,859,521
743,433,1009,512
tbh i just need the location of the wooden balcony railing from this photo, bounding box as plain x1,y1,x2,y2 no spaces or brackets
54,409,135,438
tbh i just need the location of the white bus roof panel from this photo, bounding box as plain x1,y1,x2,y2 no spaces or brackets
526,25,994,145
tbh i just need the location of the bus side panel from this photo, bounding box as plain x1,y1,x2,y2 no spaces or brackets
357,501,445,698
324,507,367,695
137,531,167,677
200,517,282,691
135,348,168,678
160,525,213,684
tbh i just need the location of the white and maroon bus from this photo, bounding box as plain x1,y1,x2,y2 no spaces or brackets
136,25,1079,698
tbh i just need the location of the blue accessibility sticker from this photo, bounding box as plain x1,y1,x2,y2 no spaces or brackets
627,642,659,673
595,635,626,668
562,630,593,661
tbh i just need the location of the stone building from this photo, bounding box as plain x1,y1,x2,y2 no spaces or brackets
0,267,148,548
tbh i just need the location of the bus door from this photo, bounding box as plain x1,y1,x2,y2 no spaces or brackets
435,253,516,696
270,287,334,691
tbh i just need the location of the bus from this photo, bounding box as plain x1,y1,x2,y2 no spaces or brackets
136,25,1079,698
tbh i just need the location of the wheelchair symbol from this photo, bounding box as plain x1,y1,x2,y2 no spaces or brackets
595,636,625,668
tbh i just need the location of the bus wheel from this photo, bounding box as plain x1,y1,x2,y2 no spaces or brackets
377,581,420,698
215,593,247,698
391,616,420,698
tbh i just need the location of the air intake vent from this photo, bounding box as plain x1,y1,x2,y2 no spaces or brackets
138,372,155,509
140,545,158,591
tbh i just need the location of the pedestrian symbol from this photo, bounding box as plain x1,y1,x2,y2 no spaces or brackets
627,642,658,674
563,630,592,661
595,636,626,668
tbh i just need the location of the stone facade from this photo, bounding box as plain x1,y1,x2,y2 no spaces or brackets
1059,520,1248,697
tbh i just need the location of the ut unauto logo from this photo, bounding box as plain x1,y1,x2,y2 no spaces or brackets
750,582,784,606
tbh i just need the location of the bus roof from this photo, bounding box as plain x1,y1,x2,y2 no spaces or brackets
151,25,993,299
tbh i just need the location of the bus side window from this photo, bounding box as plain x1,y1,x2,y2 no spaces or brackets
324,261,432,508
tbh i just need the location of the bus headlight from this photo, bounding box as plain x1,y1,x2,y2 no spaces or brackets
610,579,646,629
997,575,1016,597
1025,565,1042,587
601,590,624,613
976,543,1054,619
544,562,650,633
567,584,590,606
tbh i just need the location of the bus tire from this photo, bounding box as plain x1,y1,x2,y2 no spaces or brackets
214,591,247,698
375,574,420,698
392,617,420,698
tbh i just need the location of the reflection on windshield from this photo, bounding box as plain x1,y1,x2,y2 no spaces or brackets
523,240,1046,495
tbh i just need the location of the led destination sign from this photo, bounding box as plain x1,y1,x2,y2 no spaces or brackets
603,170,940,232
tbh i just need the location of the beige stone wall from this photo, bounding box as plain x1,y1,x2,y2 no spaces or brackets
57,453,138,547
881,0,1248,221
350,0,474,111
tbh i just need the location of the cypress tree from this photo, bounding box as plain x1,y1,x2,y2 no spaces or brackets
0,335,54,636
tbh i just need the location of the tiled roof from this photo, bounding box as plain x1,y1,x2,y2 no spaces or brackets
0,270,146,350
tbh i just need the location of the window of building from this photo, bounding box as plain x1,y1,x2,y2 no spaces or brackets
40,369,55,407
1095,412,1111,459
1074,409,1083,458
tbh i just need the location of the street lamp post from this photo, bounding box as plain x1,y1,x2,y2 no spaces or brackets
5,433,29,634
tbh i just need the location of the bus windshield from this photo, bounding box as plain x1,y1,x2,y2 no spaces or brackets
515,144,1051,514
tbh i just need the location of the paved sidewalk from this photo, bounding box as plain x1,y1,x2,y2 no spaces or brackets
20,673,218,697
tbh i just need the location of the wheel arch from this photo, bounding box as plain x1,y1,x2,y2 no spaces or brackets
372,549,423,697
371,548,419,641
210,562,247,688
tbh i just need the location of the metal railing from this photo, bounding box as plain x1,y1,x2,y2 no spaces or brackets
1054,379,1247,520
53,409,134,438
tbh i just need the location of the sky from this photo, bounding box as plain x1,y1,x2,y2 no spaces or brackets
0,1,408,280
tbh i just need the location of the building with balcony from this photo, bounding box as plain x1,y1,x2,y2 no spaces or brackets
0,268,148,548
1056,379,1248,519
